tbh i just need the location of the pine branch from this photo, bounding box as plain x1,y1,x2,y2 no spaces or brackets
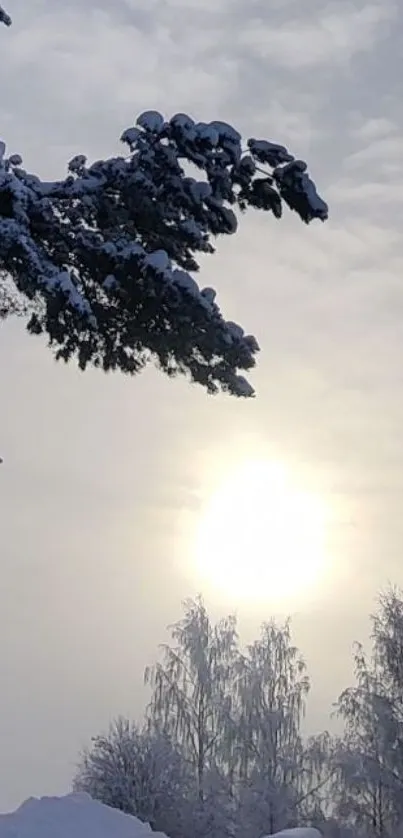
0,5,11,25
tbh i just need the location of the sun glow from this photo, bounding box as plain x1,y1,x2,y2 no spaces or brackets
195,459,328,605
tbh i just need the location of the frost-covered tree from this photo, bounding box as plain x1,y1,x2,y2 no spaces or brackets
234,620,322,835
145,596,238,801
1,19,327,397
145,603,329,837
73,717,191,837
333,590,403,838
73,604,338,838
372,588,403,701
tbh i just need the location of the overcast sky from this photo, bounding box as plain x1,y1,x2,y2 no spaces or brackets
1,0,403,813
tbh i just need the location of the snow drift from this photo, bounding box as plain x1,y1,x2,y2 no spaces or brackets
0,792,322,838
0,793,168,838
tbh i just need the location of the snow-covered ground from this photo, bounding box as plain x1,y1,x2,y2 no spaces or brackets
270,830,321,838
0,792,322,838
0,793,167,838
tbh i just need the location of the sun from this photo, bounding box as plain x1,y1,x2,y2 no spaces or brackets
194,459,328,605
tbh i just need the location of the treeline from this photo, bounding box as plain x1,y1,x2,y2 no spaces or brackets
74,591,403,838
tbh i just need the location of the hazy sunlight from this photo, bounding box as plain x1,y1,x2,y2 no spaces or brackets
195,459,328,605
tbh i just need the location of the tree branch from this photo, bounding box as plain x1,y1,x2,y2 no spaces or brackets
0,5,11,25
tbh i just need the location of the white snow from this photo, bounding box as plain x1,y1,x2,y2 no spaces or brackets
233,375,255,398
209,121,241,144
273,160,328,220
68,155,87,174
225,321,244,341
0,793,323,838
187,179,212,203
0,793,167,838
49,270,96,325
136,111,165,134
172,269,200,297
270,829,322,838
238,155,256,175
120,127,142,148
195,122,220,146
248,139,293,166
244,334,260,352
144,249,171,273
180,218,204,238
300,174,328,220
200,287,216,304
170,114,195,133
8,153,23,167
281,160,307,174
120,242,144,260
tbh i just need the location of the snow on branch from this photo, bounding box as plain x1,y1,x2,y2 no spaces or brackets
0,5,11,25
0,110,328,397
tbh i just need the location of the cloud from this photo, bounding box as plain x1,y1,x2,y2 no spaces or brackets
236,1,396,69
329,179,403,205
352,116,398,141
329,123,403,209
344,135,403,170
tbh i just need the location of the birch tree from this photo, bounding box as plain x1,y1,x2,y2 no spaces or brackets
145,596,238,801
234,620,326,835
334,590,403,838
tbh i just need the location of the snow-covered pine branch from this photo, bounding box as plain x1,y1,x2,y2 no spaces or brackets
0,110,328,397
0,5,11,25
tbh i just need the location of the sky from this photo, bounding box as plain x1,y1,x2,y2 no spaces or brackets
1,0,403,813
